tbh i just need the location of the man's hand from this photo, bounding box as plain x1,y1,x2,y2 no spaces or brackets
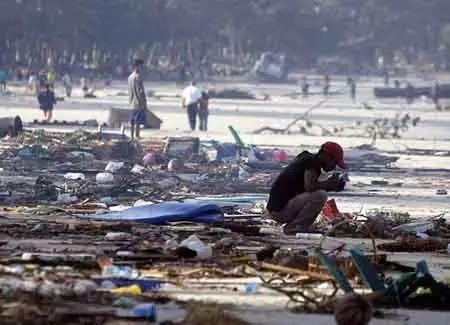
324,175,340,191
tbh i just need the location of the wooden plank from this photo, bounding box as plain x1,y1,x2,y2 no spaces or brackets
259,262,332,281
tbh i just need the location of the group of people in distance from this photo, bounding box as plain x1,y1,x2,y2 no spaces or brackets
23,58,210,130
127,59,210,140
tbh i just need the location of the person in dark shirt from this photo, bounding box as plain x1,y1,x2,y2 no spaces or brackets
348,77,356,101
37,83,56,123
199,91,209,131
432,81,440,109
323,74,330,96
301,76,309,98
406,82,414,104
267,142,347,235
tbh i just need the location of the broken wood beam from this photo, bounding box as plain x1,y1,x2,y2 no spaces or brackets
258,262,333,281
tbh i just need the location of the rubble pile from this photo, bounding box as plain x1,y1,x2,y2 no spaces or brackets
0,130,449,322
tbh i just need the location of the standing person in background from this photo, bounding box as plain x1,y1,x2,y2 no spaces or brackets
323,74,330,96
62,73,72,97
38,83,56,123
349,77,356,101
198,90,210,131
383,69,389,86
181,81,202,131
128,59,148,140
406,82,414,104
28,71,37,94
38,71,47,89
0,67,7,92
80,77,89,97
301,76,310,98
47,70,56,88
432,81,440,110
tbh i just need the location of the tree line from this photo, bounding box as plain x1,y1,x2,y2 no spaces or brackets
0,0,449,71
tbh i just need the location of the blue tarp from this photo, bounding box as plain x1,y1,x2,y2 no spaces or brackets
80,202,223,224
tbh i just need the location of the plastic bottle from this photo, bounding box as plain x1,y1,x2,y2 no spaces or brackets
115,304,156,321
64,172,86,180
244,283,258,294
57,193,78,204
113,296,138,308
131,164,146,174
102,265,139,279
100,196,114,205
132,303,156,321
105,161,124,173
72,280,98,296
295,233,324,240
168,158,183,172
180,235,212,260
0,191,11,203
0,265,24,275
96,172,114,184
104,232,132,241
100,280,117,289
163,238,179,253
238,166,251,179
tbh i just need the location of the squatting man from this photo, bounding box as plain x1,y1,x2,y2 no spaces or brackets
267,142,347,235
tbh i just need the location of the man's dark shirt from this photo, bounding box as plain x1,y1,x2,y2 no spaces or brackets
38,90,56,110
267,151,322,212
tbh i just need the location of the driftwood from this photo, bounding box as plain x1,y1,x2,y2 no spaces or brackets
258,262,332,281
253,85,338,135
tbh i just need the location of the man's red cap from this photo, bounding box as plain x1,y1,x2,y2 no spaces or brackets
321,142,347,169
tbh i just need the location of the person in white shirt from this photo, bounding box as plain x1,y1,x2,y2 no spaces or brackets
80,77,89,96
181,81,202,131
62,73,72,97
28,72,37,95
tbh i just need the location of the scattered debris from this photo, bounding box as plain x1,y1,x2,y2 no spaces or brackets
252,52,288,82
209,89,255,100
378,237,448,252
0,128,449,322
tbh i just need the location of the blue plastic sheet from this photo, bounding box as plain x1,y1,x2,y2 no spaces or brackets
80,202,223,224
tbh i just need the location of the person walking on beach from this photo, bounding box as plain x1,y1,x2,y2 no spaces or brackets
38,83,56,123
0,67,7,92
301,76,310,98
323,74,330,96
198,90,210,131
348,77,356,101
128,59,148,140
28,71,38,95
181,81,202,131
62,73,72,97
